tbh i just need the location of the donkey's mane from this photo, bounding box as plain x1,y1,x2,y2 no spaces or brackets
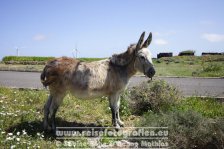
110,44,136,66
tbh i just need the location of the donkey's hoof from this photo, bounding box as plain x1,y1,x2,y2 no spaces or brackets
113,124,121,131
44,124,50,132
44,126,52,132
43,123,54,133
118,120,124,127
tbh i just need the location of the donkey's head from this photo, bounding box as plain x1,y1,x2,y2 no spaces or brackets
134,32,155,78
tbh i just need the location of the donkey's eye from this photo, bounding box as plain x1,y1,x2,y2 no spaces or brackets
140,56,145,59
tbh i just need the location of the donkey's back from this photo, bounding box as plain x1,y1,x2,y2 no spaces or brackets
41,57,125,99
41,57,79,87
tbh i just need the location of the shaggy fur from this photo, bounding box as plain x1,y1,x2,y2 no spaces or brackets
110,44,136,66
41,32,155,131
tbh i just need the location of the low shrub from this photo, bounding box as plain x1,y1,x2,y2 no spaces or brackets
127,80,181,115
188,61,194,65
192,61,224,77
202,62,222,72
138,110,224,149
202,55,224,62
174,60,180,63
155,59,162,63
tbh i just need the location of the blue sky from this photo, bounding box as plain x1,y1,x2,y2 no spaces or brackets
0,0,224,59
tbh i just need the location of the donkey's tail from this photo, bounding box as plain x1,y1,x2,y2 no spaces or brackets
40,66,48,87
41,57,76,87
40,65,57,87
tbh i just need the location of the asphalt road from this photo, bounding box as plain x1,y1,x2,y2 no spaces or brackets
0,71,224,97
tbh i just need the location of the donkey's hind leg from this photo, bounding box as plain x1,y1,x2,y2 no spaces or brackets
48,92,66,132
43,95,52,131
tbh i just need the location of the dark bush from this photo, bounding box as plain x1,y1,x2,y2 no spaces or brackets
127,80,181,115
138,110,224,149
202,52,222,56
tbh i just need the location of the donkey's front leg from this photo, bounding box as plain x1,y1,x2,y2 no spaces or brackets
109,93,124,129
116,110,124,127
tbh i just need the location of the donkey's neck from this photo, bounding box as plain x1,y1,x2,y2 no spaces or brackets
126,58,137,79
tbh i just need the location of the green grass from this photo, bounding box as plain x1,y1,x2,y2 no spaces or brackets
0,88,53,148
176,97,224,118
2,56,105,64
154,55,224,77
0,87,136,148
154,62,202,76
2,56,54,62
154,61,224,77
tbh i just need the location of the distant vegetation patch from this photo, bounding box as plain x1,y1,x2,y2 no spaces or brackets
155,55,224,64
178,50,195,56
2,56,55,65
2,56,54,62
2,56,106,65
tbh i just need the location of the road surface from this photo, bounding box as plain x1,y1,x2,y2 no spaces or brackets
0,71,223,97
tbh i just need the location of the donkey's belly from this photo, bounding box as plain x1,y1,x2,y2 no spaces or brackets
69,89,106,99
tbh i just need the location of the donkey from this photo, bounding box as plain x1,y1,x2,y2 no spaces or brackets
41,32,155,132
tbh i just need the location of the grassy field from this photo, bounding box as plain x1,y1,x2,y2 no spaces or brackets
0,55,224,77
0,80,223,148
154,55,224,77
0,87,138,148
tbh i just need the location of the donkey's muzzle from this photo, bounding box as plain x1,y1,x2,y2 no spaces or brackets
146,67,155,78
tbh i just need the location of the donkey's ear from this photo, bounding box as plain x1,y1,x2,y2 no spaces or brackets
136,32,145,50
142,32,152,48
